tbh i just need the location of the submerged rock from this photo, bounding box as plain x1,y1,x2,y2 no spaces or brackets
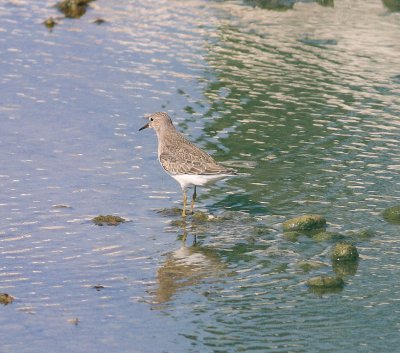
282,214,326,232
346,229,374,240
331,242,359,262
296,260,327,273
382,205,400,224
307,275,344,294
0,293,14,305
92,215,126,226
56,0,95,19
312,231,343,242
282,231,301,242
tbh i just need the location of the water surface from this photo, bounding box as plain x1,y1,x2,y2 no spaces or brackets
1,0,400,352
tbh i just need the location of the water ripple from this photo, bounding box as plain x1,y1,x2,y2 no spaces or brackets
1,1,400,352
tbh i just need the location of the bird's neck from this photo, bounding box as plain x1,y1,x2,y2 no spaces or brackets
156,126,180,155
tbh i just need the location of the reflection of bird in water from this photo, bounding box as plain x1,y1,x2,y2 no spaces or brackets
151,243,229,304
139,112,236,217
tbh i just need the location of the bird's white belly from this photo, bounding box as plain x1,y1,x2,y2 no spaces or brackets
170,173,230,190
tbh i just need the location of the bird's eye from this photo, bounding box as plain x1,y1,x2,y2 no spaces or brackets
150,118,154,121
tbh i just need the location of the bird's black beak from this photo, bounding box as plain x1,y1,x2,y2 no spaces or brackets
138,123,149,131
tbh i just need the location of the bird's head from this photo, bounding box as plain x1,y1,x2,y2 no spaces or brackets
139,112,173,132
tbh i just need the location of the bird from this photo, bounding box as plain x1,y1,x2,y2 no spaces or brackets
139,112,236,217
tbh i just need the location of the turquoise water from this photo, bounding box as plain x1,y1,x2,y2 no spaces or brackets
1,0,400,352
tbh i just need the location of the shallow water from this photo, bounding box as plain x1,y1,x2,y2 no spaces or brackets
1,0,400,352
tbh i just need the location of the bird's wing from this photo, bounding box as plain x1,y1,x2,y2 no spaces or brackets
159,139,232,175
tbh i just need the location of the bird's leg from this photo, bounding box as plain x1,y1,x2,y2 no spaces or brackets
181,219,188,242
182,189,187,217
189,186,197,214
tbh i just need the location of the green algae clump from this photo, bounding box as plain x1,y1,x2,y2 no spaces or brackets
92,215,126,226
56,0,95,19
0,293,14,305
331,242,359,262
282,214,326,232
382,205,400,224
307,275,344,293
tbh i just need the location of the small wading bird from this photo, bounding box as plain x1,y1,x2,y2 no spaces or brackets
139,112,236,217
